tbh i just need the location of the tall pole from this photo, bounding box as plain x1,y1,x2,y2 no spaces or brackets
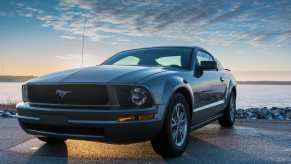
81,19,87,67
0,64,3,75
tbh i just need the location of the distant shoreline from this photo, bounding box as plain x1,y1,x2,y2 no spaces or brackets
238,81,291,85
0,75,36,82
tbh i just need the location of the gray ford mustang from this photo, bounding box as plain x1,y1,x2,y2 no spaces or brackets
16,46,237,157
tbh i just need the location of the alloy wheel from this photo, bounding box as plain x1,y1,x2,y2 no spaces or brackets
229,94,236,122
171,103,188,147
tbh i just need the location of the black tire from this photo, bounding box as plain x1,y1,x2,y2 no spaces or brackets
151,93,191,157
38,137,67,143
219,91,236,127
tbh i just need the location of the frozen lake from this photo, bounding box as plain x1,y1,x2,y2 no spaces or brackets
0,82,291,109
0,82,22,105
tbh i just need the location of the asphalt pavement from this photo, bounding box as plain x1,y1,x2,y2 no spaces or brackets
0,118,290,164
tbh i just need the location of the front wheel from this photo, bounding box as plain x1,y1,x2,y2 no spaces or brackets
219,91,236,127
151,93,190,157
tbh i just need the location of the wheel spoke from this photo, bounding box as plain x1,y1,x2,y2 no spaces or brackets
179,127,184,140
171,117,177,124
179,120,185,126
176,106,180,120
172,129,177,140
180,111,185,121
171,118,178,128
175,128,179,143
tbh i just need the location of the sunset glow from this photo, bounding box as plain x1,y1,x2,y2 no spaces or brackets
0,0,291,80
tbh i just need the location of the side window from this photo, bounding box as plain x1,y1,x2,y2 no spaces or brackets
196,51,214,65
113,56,140,65
156,56,182,67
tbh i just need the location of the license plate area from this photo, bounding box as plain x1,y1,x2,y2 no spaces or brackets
40,114,67,125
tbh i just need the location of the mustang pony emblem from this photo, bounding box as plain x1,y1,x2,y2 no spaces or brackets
56,89,72,99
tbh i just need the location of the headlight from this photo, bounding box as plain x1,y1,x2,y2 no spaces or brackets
130,87,148,106
116,86,153,107
22,85,28,102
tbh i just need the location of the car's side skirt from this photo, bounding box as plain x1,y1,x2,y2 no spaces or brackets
190,112,224,130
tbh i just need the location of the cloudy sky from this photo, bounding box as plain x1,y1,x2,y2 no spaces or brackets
0,0,291,80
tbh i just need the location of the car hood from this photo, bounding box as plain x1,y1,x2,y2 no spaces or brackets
28,65,168,84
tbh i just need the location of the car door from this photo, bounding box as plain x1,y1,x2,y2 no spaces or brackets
191,50,226,124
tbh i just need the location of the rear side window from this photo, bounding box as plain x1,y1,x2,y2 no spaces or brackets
156,56,182,67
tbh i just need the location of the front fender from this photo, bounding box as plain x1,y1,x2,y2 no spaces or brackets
160,76,193,105
159,76,193,121
142,73,193,121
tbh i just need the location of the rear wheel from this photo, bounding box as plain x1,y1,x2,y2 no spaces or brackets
151,93,190,157
38,137,67,143
219,91,236,127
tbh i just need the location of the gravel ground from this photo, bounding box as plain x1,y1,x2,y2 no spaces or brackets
0,118,290,164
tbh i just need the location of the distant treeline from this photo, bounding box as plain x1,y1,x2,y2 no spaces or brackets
238,81,291,85
0,75,36,82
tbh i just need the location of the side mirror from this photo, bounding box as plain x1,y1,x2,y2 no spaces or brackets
199,61,217,70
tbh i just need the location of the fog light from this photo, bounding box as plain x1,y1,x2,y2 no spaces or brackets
118,114,154,122
118,115,137,122
138,114,154,121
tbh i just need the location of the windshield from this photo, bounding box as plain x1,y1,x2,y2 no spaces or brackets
102,47,192,69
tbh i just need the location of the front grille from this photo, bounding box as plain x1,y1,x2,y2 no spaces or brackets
27,84,109,106
22,123,104,136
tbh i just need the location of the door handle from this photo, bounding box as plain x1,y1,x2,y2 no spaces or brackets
220,77,225,82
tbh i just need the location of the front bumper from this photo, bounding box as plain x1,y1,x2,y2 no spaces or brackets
16,102,163,143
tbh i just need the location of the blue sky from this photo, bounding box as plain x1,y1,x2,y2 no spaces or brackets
0,0,291,80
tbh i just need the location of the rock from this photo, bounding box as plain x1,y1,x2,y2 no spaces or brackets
246,111,257,120
0,110,16,118
285,108,291,113
270,107,279,111
257,108,271,119
235,107,291,120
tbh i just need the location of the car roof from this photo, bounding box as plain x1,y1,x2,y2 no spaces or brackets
119,46,206,53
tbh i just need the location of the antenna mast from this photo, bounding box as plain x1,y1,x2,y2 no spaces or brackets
81,19,87,67
0,64,3,75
